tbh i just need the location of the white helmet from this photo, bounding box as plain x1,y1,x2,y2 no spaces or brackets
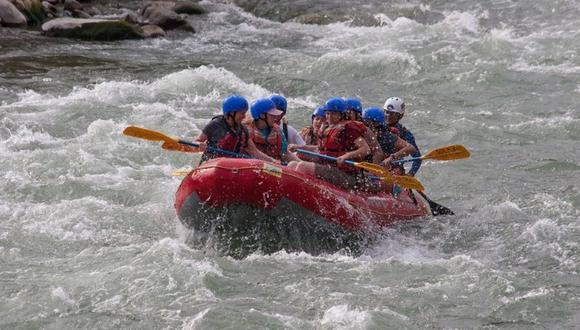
383,97,405,115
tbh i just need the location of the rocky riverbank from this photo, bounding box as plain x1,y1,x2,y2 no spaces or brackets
0,0,206,40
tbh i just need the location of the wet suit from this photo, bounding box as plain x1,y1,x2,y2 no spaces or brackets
393,123,421,176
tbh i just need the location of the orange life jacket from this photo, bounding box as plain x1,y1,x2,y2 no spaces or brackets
249,123,283,160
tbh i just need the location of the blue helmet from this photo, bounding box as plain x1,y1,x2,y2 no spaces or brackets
270,94,287,113
324,97,346,113
222,95,248,115
311,106,326,120
250,98,277,120
345,98,362,113
362,107,385,124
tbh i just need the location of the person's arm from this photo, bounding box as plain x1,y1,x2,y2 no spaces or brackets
403,130,422,176
279,127,300,163
365,127,381,156
336,137,370,164
245,138,277,163
287,125,306,145
380,136,416,167
283,151,300,162
289,143,317,152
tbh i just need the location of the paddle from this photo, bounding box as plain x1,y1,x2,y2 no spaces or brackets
123,126,251,159
417,191,454,216
295,149,424,191
392,144,470,164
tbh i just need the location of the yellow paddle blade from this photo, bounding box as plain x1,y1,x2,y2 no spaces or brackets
161,141,200,153
171,168,195,176
379,174,425,191
123,126,178,144
354,162,391,177
423,145,470,161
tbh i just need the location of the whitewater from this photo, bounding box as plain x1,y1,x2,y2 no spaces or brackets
1,0,579,328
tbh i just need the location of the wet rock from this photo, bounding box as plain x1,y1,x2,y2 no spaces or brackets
82,5,100,16
42,17,145,40
0,0,27,26
119,8,139,25
141,2,186,30
63,0,81,12
172,1,205,15
72,8,89,18
141,24,165,38
41,1,57,17
12,0,45,25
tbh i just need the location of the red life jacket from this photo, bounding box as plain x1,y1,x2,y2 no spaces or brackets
249,123,283,160
201,116,249,163
318,122,365,172
300,126,317,145
216,125,248,153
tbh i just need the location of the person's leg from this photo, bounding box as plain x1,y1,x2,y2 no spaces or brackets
314,164,358,190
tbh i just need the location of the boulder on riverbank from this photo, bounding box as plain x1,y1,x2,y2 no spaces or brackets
4,0,207,39
41,17,145,40
0,0,27,26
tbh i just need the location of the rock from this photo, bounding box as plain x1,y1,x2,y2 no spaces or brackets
172,1,205,15
118,8,139,25
20,0,46,25
82,5,100,16
63,0,81,12
141,2,185,30
42,18,144,40
72,8,90,18
0,0,27,26
41,1,57,17
141,24,165,38
177,20,194,32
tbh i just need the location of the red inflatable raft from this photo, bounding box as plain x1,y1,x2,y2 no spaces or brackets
175,158,430,246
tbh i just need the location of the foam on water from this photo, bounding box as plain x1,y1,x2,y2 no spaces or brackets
320,305,371,329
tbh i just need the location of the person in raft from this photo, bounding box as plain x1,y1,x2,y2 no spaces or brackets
299,106,326,145
384,97,422,176
195,95,277,164
247,98,299,163
345,97,363,122
288,97,371,190
269,94,306,146
344,97,381,163
361,107,417,173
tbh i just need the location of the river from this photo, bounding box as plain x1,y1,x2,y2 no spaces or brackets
1,0,579,328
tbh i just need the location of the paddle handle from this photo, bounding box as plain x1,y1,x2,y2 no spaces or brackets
177,140,252,159
295,149,355,166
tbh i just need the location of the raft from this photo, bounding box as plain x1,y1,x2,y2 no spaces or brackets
175,158,431,255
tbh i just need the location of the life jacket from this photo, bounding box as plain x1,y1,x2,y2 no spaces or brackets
201,115,249,163
249,123,283,160
300,126,317,145
318,122,365,173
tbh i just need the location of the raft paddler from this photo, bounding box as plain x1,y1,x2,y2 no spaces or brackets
269,94,306,146
384,97,422,176
247,98,299,163
345,97,363,122
299,106,326,145
345,97,381,163
195,95,277,164
362,107,417,174
288,97,372,191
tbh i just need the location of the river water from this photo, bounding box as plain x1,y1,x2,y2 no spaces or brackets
1,0,579,328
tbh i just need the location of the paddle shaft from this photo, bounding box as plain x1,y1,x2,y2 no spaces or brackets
391,156,422,165
177,140,252,159
296,149,357,166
